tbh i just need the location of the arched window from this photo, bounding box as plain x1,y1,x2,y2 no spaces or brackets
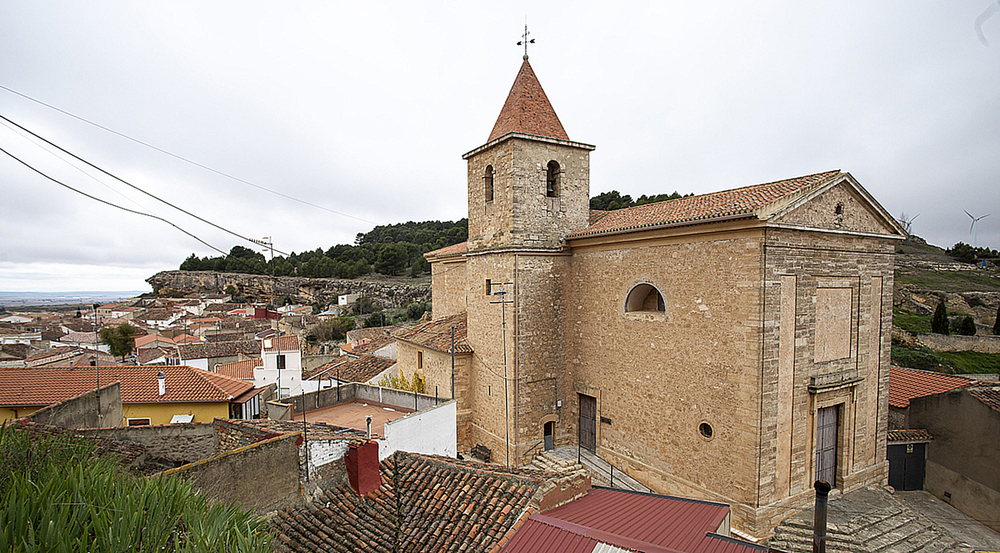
484,165,494,202
625,283,665,313
546,160,560,197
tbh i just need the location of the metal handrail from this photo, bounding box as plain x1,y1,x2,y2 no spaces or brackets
588,449,652,493
523,439,545,461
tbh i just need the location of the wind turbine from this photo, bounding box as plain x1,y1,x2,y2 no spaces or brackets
965,210,990,248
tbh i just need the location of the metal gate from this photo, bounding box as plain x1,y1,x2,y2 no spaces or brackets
815,405,839,486
579,394,596,452
887,443,926,491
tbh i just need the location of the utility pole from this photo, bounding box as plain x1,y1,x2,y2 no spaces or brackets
93,303,101,418
490,283,514,468
450,325,456,400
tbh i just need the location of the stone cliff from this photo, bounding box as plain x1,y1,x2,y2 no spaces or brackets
146,271,430,308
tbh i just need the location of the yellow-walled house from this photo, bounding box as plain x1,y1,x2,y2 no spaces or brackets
0,365,263,426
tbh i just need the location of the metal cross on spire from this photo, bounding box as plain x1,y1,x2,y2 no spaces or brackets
517,22,535,60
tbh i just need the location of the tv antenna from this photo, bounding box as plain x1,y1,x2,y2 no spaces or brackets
965,210,990,248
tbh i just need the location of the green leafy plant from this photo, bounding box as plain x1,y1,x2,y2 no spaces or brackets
958,316,977,336
378,371,426,394
0,425,272,552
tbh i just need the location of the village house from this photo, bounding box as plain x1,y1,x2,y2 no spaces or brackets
0,365,264,425
403,57,906,537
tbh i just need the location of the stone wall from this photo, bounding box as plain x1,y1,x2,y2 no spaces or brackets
916,333,1000,353
566,225,767,511
81,421,218,466
160,433,302,514
27,382,122,429
396,340,472,449
466,136,592,251
147,270,430,308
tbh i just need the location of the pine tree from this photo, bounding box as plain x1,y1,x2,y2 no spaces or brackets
931,299,949,335
994,304,1000,335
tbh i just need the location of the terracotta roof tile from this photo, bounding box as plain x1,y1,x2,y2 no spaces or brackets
351,335,395,356
968,384,1000,413
888,366,971,408
271,451,561,553
177,340,259,360
888,429,933,442
306,355,395,383
0,365,254,406
393,312,471,354
221,418,366,441
425,241,467,260
213,358,261,380
488,60,569,142
263,335,300,353
567,170,843,239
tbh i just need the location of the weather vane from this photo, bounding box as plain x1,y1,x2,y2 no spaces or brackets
517,21,534,60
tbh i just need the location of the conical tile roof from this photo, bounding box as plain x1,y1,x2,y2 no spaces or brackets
488,59,569,142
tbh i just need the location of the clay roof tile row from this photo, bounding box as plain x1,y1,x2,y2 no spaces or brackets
392,312,471,354
888,366,971,408
0,365,254,406
567,171,843,239
305,355,395,383
271,451,554,553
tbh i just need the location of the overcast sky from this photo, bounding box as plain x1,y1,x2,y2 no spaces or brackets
1,2,998,293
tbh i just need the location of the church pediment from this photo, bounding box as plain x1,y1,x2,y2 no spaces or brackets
764,173,905,237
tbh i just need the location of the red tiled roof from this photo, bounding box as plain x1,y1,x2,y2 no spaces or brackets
425,241,468,260
134,334,174,348
887,429,933,442
504,487,761,553
888,367,971,408
263,335,299,353
567,171,843,239
488,59,569,142
136,347,170,365
352,335,395,356
271,451,562,553
214,358,261,381
968,384,1000,413
0,365,254,407
305,354,395,383
393,312,471,354
177,340,259,360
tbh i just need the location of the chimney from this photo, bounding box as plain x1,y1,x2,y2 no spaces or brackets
345,440,380,496
157,371,166,396
813,480,832,553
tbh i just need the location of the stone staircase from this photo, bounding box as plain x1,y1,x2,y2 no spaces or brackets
532,446,651,493
768,489,971,553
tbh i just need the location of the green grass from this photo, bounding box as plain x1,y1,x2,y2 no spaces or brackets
894,267,1000,293
891,342,1000,375
893,308,931,334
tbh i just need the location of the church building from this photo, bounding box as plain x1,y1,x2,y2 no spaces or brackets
401,55,906,537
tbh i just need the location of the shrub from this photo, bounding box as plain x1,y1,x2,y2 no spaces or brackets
958,316,978,336
931,300,949,335
994,304,1000,335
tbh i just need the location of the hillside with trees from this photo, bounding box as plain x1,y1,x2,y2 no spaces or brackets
178,219,468,279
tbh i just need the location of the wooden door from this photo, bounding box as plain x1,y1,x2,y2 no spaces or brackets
579,394,597,452
815,405,839,486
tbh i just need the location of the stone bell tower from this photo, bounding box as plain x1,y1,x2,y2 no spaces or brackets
460,55,596,466
463,58,595,252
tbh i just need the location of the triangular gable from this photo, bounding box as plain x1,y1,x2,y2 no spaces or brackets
761,172,906,236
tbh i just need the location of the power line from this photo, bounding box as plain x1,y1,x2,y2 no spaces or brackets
0,83,377,225
0,145,231,260
0,113,289,257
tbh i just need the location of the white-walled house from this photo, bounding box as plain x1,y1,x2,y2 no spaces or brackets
255,335,302,399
